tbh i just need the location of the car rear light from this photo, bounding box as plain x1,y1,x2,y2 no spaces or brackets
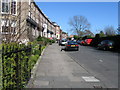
76,45,79,46
82,41,85,44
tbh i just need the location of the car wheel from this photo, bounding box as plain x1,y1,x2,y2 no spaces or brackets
103,47,106,51
76,48,79,51
97,47,100,50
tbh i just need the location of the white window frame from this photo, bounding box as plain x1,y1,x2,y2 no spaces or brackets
29,0,31,5
0,20,2,34
1,0,10,14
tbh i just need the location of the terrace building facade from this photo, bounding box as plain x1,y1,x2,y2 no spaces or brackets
0,0,62,43
62,32,68,39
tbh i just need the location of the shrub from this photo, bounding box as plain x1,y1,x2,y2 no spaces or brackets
2,41,46,89
2,43,31,88
36,36,55,45
51,40,55,43
90,35,120,50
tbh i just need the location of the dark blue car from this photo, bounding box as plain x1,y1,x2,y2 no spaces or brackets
65,41,79,51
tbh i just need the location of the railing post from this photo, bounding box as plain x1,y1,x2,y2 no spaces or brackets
2,45,4,89
28,44,31,79
15,47,19,89
39,44,41,56
26,46,29,82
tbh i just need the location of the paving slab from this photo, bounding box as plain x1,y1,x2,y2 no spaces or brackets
52,81,71,88
34,80,49,86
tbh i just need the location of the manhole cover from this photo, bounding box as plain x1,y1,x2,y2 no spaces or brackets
82,76,100,82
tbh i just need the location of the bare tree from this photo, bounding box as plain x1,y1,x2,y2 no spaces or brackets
117,25,120,35
104,26,116,36
83,30,94,37
99,30,105,37
68,15,91,37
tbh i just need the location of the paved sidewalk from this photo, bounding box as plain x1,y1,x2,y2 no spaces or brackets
29,43,105,88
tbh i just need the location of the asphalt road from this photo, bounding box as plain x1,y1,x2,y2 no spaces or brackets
64,45,118,88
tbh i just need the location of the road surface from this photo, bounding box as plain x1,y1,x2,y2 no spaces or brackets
64,45,118,88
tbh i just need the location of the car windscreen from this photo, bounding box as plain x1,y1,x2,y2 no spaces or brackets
101,40,114,45
62,40,67,42
108,41,114,45
68,41,77,45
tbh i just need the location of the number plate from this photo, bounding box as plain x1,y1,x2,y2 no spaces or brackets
71,45,75,47
109,46,113,48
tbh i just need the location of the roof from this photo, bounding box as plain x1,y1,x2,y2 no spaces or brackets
33,2,54,25
69,35,74,38
62,32,67,34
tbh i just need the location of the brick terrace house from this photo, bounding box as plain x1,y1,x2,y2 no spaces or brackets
52,22,61,41
0,0,62,43
62,31,68,39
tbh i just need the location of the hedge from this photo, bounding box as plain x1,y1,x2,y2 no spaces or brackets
1,41,46,89
36,36,55,45
90,35,120,50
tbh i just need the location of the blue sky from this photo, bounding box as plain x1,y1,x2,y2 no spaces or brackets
118,2,120,25
36,2,118,35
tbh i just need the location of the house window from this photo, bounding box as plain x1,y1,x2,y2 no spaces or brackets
11,20,16,34
1,0,9,14
1,19,9,26
11,0,17,15
2,26,9,34
11,27,16,34
1,19,17,34
11,20,16,27
1,19,9,34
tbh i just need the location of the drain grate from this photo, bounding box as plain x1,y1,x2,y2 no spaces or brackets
82,76,100,82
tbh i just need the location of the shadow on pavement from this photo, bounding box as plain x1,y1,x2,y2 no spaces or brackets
61,48,79,52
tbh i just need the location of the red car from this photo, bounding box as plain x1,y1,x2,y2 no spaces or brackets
80,40,86,45
85,39,93,45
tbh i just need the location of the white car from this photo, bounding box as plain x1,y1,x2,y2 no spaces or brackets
59,39,67,46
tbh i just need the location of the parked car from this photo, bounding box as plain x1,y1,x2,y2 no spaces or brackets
76,40,82,44
65,41,79,51
97,40,114,51
80,40,86,45
59,39,67,46
85,39,93,45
